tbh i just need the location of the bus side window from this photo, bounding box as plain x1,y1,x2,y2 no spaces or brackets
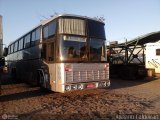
48,43,54,61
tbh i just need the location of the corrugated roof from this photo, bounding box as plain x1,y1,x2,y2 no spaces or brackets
119,31,160,46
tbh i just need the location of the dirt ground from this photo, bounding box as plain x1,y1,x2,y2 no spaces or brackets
0,73,160,120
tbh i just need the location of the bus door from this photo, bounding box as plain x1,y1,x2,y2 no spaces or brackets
47,42,54,62
46,42,56,90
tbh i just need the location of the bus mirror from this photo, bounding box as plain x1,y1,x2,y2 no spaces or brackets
3,47,8,57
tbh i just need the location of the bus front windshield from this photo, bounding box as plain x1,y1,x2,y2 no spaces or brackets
90,38,106,61
59,35,106,62
60,36,87,61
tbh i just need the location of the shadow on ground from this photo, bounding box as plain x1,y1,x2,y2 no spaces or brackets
0,89,51,102
0,73,159,102
0,73,52,102
109,77,158,90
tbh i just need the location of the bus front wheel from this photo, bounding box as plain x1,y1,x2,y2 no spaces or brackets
37,70,46,90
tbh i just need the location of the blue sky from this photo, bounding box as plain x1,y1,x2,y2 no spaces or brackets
0,0,160,45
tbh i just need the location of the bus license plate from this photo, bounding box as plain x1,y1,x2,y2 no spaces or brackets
86,83,95,88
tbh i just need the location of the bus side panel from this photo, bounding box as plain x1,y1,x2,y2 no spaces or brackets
8,44,42,84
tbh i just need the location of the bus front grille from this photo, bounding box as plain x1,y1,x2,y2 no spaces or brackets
65,70,109,83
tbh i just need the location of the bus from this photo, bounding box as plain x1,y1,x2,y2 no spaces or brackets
7,14,110,92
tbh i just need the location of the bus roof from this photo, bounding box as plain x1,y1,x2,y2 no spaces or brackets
41,13,105,25
8,14,104,46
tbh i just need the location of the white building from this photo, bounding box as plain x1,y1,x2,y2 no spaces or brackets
145,41,160,77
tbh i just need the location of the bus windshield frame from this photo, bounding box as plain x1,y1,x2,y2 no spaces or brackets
59,35,87,62
56,17,107,63
58,35,106,62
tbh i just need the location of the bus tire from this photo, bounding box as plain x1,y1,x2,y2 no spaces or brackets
37,70,46,91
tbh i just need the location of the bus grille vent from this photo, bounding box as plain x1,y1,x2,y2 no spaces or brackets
66,70,109,83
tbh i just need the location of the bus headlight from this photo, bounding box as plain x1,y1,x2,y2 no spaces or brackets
106,81,110,87
71,85,77,90
98,81,106,87
77,84,83,90
65,85,71,91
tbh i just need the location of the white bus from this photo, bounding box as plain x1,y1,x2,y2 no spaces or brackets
7,14,110,92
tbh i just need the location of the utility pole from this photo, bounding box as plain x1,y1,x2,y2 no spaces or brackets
0,15,3,95
0,15,3,57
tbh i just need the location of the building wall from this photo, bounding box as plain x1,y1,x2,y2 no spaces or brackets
145,41,160,74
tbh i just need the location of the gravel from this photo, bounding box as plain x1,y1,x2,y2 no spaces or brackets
0,74,160,120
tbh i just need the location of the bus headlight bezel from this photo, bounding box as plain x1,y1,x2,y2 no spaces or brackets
65,85,71,91
77,84,83,90
98,81,107,88
71,84,77,90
